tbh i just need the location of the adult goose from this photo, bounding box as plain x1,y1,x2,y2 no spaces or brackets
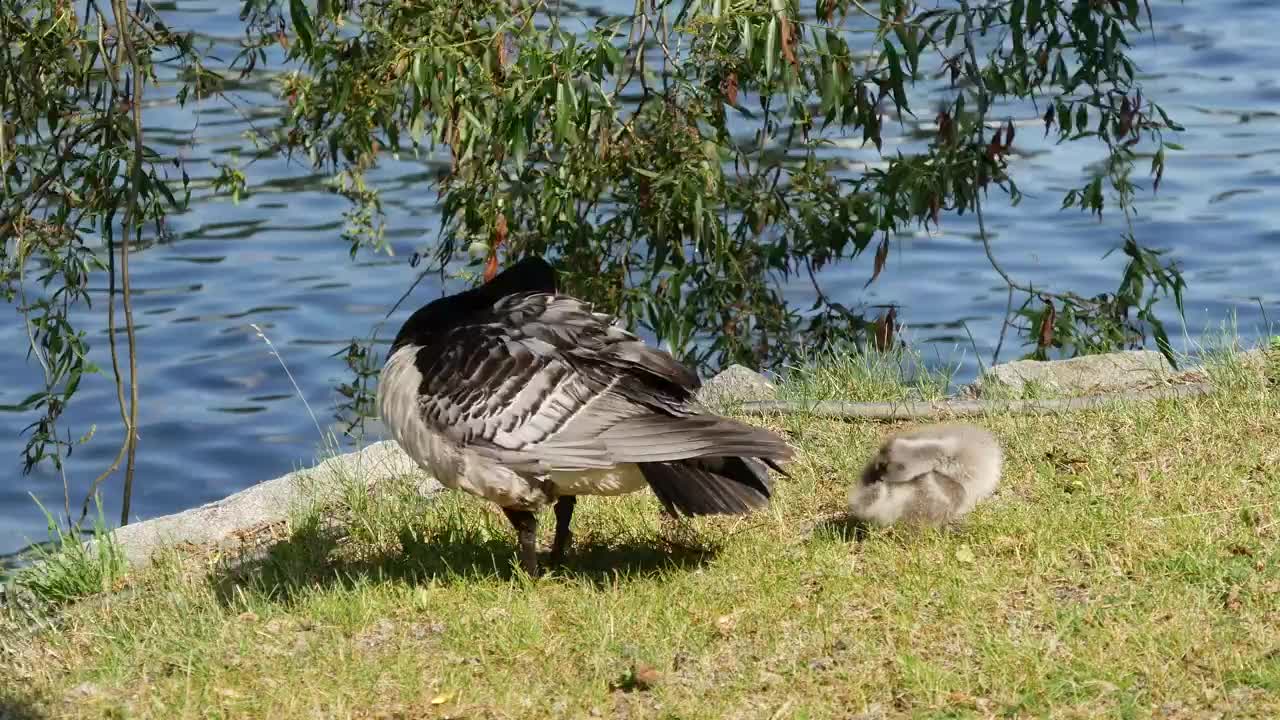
377,255,792,576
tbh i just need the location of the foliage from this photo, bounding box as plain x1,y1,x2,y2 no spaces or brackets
237,0,1182,380
1,0,1190,496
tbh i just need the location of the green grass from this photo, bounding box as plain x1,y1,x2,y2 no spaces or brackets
3,345,1280,719
8,494,124,606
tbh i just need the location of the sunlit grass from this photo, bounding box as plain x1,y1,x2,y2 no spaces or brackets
10,494,124,606
3,343,1279,718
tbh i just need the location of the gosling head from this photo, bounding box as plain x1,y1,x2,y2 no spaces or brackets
863,434,955,485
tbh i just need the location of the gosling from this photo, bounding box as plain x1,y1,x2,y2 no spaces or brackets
848,423,1002,527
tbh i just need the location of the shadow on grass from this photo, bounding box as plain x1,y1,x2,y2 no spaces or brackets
206,510,716,607
804,512,874,543
0,695,48,720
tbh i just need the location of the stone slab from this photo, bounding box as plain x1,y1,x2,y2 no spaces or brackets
103,440,436,569
697,364,778,407
969,350,1174,397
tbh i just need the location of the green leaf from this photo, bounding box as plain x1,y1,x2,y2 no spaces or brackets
883,42,909,113
0,392,48,413
290,0,315,54
554,80,570,145
1010,0,1025,55
1124,0,1141,25
765,16,777,79
1027,0,1043,30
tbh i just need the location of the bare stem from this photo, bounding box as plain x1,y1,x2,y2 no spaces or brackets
111,0,142,526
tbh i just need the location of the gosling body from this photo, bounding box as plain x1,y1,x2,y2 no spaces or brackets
848,423,1002,527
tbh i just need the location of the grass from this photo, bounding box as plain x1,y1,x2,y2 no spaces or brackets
6,494,124,607
3,343,1280,719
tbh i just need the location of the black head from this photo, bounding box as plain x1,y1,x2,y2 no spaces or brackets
484,254,558,297
389,255,559,353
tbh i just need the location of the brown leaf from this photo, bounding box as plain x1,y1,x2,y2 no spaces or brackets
935,110,953,145
611,661,662,692
495,32,508,70
276,30,290,50
483,252,499,283
986,127,1003,160
598,122,611,161
874,307,897,352
865,236,889,288
1038,299,1056,348
820,0,835,23
779,16,798,69
632,662,662,689
721,71,739,106
929,194,941,228
493,213,508,251
1005,118,1016,147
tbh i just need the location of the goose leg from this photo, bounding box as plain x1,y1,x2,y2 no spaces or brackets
549,496,577,567
502,508,539,577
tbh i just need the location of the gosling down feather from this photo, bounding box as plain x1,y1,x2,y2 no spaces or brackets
377,255,793,575
848,422,1002,527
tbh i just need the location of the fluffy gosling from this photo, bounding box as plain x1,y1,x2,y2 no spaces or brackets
848,422,1002,527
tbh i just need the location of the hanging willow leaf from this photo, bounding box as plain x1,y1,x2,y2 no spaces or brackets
722,71,739,105
779,15,798,69
1038,299,1057,348
290,0,315,54
865,236,890,288
874,306,897,352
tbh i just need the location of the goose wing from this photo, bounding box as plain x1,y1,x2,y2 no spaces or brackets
411,292,791,471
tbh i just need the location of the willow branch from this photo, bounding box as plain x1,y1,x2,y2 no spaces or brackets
111,0,142,526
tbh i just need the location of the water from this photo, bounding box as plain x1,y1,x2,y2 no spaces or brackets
2,1,1278,556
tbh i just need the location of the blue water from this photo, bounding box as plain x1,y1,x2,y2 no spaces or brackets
2,1,1278,555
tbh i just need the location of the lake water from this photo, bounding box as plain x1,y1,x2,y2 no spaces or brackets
2,0,1278,556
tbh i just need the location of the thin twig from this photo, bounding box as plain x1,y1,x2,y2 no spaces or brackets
1145,501,1279,524
737,381,1213,421
992,284,1014,366
111,0,142,526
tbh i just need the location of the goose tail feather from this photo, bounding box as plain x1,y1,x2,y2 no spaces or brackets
639,456,774,517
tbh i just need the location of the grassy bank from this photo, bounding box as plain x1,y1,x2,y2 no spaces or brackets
3,347,1279,719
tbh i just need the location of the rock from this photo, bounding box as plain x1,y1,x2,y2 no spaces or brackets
968,350,1173,398
696,364,777,407
97,440,439,570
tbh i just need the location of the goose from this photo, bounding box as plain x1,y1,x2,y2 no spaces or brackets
377,255,793,575
848,423,1002,527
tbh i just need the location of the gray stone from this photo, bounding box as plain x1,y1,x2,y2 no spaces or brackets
102,440,437,569
697,364,777,407
970,350,1173,397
